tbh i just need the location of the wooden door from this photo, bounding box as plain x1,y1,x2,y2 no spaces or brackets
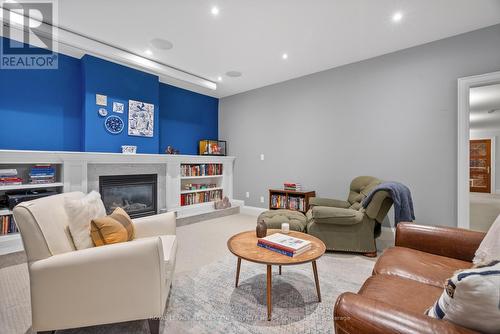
470,139,491,193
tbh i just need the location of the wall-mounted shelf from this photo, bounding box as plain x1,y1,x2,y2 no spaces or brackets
0,182,64,191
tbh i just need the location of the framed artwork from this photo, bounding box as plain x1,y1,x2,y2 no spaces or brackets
96,94,107,106
128,100,154,137
113,102,124,113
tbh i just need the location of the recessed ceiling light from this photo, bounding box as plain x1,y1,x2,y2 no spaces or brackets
392,11,403,23
150,38,173,50
282,53,288,60
211,6,219,16
145,49,153,56
226,71,242,78
217,76,223,82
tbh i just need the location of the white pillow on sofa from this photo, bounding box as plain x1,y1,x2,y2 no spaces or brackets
65,191,107,250
473,213,500,265
426,260,500,333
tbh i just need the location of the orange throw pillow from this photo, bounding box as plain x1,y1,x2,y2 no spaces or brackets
91,207,135,246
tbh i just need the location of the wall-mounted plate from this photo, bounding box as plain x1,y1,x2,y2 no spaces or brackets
98,108,108,117
104,115,124,134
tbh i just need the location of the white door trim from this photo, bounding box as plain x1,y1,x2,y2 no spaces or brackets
457,71,500,229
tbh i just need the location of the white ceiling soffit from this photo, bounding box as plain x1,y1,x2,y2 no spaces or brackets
0,8,218,95
470,83,500,132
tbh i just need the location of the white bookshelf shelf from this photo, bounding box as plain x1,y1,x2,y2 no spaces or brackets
0,182,64,191
0,208,13,215
180,187,223,194
180,175,223,180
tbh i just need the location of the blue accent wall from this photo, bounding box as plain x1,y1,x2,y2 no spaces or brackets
0,38,82,151
0,37,219,154
159,83,218,155
81,55,160,153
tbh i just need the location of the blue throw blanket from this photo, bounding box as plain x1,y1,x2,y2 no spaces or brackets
361,182,415,224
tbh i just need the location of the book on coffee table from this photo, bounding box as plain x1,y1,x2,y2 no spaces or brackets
257,233,312,256
257,242,311,257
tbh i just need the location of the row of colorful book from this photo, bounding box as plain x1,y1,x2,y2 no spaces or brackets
270,194,287,209
181,164,223,177
257,233,311,257
183,183,217,190
284,182,302,191
29,165,56,184
180,189,223,206
288,196,306,211
1,215,18,235
270,194,305,211
0,169,22,186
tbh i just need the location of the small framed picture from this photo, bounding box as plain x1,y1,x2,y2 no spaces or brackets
113,102,124,113
96,94,107,106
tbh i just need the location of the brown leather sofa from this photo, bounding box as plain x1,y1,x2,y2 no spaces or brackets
334,223,486,334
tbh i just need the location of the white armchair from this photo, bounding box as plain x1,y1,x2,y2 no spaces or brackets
13,192,177,334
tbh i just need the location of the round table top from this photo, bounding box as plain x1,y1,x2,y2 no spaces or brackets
227,229,326,265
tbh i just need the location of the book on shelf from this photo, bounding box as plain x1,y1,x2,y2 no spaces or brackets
288,196,305,211
284,182,302,191
270,194,287,209
1,215,18,235
0,177,23,186
258,233,311,253
29,165,55,184
181,164,223,177
180,189,223,206
183,183,217,190
0,168,22,185
257,242,311,257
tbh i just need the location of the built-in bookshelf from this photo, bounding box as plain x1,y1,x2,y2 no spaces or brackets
0,163,64,253
180,163,223,206
0,150,237,254
268,189,316,213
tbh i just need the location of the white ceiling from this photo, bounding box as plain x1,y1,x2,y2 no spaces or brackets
50,0,500,97
470,84,500,132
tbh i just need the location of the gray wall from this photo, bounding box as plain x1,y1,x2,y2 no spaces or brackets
219,24,500,228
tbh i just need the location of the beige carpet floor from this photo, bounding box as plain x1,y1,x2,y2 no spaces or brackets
0,213,388,334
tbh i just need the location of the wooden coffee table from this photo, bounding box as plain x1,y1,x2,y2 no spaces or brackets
227,229,326,321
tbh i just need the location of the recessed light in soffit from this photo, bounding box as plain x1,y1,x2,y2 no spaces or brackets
150,38,173,50
226,71,242,78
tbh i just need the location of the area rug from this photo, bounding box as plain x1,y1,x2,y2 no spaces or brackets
161,253,374,334
1,253,375,334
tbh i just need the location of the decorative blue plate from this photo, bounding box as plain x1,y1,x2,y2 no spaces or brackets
104,115,124,134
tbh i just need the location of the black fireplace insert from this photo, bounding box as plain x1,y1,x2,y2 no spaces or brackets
99,174,157,219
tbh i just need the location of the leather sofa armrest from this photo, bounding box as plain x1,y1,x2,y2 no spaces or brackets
334,292,478,334
309,197,350,208
133,211,176,238
395,223,485,262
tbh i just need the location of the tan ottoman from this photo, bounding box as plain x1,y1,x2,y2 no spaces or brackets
257,209,308,232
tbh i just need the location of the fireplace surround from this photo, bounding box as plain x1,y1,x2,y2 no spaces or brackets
99,174,158,218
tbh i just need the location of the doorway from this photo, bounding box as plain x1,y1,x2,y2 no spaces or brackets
459,73,500,231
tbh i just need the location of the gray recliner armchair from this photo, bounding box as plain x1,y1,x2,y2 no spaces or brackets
306,176,393,256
